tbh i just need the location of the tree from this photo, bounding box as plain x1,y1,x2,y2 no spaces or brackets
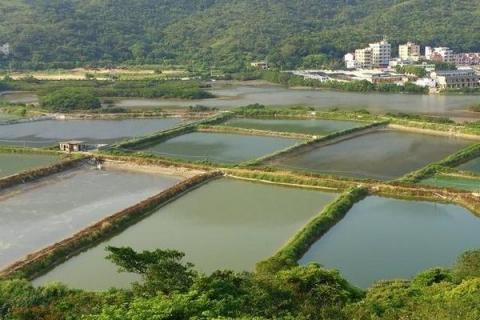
106,246,197,296
40,87,101,112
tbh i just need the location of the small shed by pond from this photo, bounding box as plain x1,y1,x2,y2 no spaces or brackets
59,140,88,152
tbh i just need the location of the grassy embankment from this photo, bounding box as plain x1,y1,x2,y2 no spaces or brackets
0,157,88,190
257,187,369,274
196,124,313,140
5,79,213,100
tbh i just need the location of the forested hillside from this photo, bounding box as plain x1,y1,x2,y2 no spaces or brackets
0,0,479,70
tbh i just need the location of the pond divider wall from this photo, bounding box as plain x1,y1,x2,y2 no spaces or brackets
245,121,388,167
370,184,480,217
256,187,369,274
0,170,222,280
224,169,359,191
0,156,88,191
197,125,313,140
0,145,61,156
388,120,480,138
111,112,234,150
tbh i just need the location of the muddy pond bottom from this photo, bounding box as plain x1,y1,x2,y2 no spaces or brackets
0,166,181,268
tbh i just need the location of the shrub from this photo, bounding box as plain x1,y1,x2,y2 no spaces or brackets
40,87,101,112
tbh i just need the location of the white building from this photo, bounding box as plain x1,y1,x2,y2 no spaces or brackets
399,42,421,61
425,46,433,60
369,40,391,67
354,47,373,69
344,53,356,69
429,47,455,63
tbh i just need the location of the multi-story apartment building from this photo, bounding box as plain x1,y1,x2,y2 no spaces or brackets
354,47,373,68
399,42,421,61
352,40,391,68
369,40,391,67
429,47,455,63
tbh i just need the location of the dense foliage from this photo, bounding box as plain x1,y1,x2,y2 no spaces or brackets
40,87,101,112
1,1,480,70
7,79,213,100
395,65,427,77
2,247,480,319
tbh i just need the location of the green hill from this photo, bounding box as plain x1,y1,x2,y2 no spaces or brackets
0,0,479,70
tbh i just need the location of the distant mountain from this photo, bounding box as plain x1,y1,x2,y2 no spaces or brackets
0,0,479,70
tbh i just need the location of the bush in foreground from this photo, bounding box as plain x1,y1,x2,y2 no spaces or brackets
3,248,480,319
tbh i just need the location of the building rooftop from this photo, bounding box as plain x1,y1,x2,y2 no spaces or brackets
59,140,86,144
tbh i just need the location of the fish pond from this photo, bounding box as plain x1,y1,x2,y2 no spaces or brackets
112,82,480,117
0,118,183,147
0,152,60,178
0,91,38,104
419,174,480,192
268,130,471,180
141,132,301,164
457,157,480,173
299,196,480,288
33,178,337,290
0,166,181,268
224,118,364,135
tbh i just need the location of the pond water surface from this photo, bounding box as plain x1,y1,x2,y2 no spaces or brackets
0,118,182,147
0,166,181,268
0,92,38,104
34,178,337,290
224,118,364,135
268,130,471,180
112,83,480,116
299,196,480,287
0,152,60,178
419,175,480,191
142,132,301,163
4,85,480,118
457,158,480,173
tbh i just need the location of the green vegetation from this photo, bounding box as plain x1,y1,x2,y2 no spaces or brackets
5,246,480,319
385,112,454,124
7,79,213,100
1,1,480,71
40,87,101,112
395,65,427,77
